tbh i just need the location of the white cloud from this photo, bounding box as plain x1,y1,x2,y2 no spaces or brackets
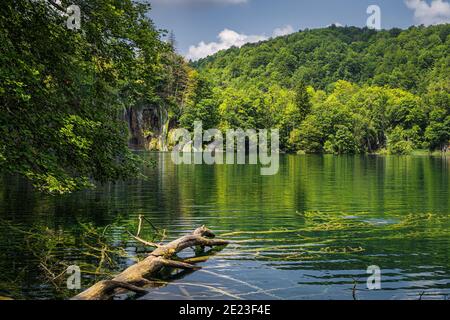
186,25,296,61
272,25,295,37
405,0,450,25
186,29,266,61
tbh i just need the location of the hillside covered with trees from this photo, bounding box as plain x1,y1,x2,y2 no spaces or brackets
188,25,450,154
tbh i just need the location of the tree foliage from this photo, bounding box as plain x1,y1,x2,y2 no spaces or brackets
0,0,183,193
190,25,449,154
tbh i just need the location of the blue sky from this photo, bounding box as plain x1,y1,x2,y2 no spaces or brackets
146,0,450,60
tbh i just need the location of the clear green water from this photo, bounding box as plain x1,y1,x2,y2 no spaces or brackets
0,153,449,300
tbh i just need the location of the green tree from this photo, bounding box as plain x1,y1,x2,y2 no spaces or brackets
0,0,170,193
325,125,359,154
280,82,311,150
386,127,414,155
425,109,450,151
218,87,265,130
289,115,324,153
424,76,450,151
179,70,219,131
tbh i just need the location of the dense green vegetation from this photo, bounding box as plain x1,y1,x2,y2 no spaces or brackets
1,1,448,194
0,0,188,193
190,25,450,154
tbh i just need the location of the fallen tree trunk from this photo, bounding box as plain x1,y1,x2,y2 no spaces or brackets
72,226,229,300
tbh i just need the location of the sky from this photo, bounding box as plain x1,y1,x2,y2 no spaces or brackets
145,0,450,60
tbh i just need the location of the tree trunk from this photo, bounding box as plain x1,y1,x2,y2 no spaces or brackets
72,226,229,300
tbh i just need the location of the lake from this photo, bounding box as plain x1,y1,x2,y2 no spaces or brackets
0,153,449,300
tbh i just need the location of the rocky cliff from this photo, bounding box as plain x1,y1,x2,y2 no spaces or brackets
124,106,172,151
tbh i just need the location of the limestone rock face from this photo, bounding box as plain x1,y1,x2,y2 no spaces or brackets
124,106,172,151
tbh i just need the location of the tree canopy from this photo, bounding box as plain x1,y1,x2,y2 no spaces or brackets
0,0,184,193
189,25,449,154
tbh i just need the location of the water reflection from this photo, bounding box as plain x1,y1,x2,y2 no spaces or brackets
0,154,449,300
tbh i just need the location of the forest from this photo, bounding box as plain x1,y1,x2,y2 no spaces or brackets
0,0,449,194
191,24,450,155
0,0,189,193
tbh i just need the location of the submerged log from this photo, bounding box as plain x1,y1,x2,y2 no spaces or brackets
72,226,229,300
